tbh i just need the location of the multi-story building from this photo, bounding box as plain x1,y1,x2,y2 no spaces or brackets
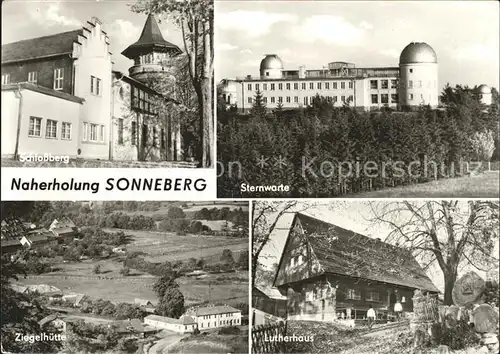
219,42,439,112
1,14,184,162
190,305,242,329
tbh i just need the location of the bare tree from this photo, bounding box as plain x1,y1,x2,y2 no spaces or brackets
369,200,499,305
132,0,214,167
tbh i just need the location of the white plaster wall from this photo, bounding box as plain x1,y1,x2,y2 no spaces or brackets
399,63,438,107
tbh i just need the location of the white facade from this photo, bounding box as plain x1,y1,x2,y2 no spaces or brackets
144,315,197,334
72,17,113,159
193,306,242,330
398,62,438,107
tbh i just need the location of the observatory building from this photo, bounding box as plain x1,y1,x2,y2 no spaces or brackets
219,42,440,112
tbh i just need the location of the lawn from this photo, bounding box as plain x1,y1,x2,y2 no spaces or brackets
354,172,499,198
106,229,247,263
167,333,248,354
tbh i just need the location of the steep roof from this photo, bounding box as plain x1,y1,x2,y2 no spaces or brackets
1,29,83,64
254,285,287,300
39,314,62,327
134,298,154,306
275,213,439,293
121,14,181,58
144,314,195,325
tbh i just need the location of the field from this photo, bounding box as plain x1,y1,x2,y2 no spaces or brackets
354,172,499,198
167,333,248,354
107,228,247,263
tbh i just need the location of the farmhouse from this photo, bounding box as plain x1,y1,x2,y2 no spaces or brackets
189,305,242,329
20,232,57,249
112,319,157,339
272,213,439,322
144,314,197,334
49,217,78,243
134,298,156,313
39,314,68,332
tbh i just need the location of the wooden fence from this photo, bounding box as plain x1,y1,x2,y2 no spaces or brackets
252,321,287,354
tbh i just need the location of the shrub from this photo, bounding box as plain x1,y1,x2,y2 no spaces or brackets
218,326,240,335
436,319,481,350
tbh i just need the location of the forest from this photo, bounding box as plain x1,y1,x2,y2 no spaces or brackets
217,85,499,197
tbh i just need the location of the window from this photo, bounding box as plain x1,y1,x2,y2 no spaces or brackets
54,68,64,90
270,83,275,91
263,83,267,91
266,72,269,76
90,76,101,95
341,82,346,89
391,80,398,89
298,255,303,265
278,83,283,90
325,82,330,90
370,80,377,89
247,97,252,104
418,80,422,88
301,83,306,90
333,96,338,103
381,80,388,89
263,97,268,103
294,96,298,103
45,120,57,138
409,68,413,73
142,124,148,147
409,93,414,100
248,83,252,91
286,96,291,103
381,94,389,104
278,96,283,103
61,122,71,140
256,84,259,91
28,71,37,84
131,121,137,145
367,291,380,301
371,94,378,104
304,97,308,105
391,94,398,103
317,82,322,90
341,95,346,102
286,83,290,90
332,82,338,89
293,83,298,90
309,82,314,90
2,73,11,85
100,125,105,142
347,289,361,300
153,127,158,147
161,129,165,149
348,81,353,89
90,124,98,141
408,80,413,88
28,117,42,137
270,97,275,103
83,122,88,141
117,119,124,144
348,95,353,103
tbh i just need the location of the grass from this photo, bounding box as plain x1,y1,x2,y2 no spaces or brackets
167,333,248,354
354,172,499,198
107,229,247,263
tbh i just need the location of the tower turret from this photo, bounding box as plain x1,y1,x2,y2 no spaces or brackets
122,14,182,94
260,54,283,79
398,42,438,108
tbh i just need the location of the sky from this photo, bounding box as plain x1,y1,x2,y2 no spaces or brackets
215,0,500,90
1,0,185,74
257,201,499,293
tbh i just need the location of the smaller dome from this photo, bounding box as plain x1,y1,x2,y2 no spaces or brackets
260,54,283,71
400,42,437,64
478,84,491,94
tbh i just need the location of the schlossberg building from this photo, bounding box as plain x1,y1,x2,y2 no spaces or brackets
219,42,439,112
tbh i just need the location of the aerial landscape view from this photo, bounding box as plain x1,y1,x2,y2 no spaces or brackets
1,201,249,353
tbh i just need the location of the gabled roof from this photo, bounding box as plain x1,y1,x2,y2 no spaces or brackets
1,29,83,64
1,217,27,239
274,213,439,293
193,305,241,316
121,14,181,58
254,285,287,300
39,314,62,327
135,298,154,306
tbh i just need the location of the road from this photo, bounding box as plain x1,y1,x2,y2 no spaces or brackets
148,332,186,354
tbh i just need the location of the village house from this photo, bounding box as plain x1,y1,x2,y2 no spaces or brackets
134,298,156,313
1,14,185,162
111,319,157,339
144,314,198,334
272,213,439,322
20,231,57,249
189,305,242,330
49,217,78,243
38,314,68,333
252,285,287,325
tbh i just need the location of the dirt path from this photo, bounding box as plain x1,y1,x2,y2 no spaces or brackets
148,333,186,354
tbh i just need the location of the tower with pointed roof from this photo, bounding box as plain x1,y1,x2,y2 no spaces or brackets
122,14,182,91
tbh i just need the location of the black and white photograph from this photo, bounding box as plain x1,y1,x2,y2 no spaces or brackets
217,1,500,198
251,200,499,354
1,0,214,168
1,201,249,353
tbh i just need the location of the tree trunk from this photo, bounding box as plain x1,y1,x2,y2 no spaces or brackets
200,77,213,167
443,272,457,305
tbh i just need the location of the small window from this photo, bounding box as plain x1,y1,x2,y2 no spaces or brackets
270,83,275,91
255,84,259,91
409,93,414,100
370,80,377,89
333,96,338,103
286,96,291,103
332,82,338,89
341,95,346,102
325,82,330,90
83,122,88,141
301,83,306,90
2,73,11,85
409,68,413,73
278,96,283,103
28,71,37,84
381,80,388,89
278,83,283,90
391,94,398,103
309,82,314,90
391,80,398,89
341,82,346,89
29,117,42,137
408,80,413,89
54,68,64,90
90,124,98,141
161,128,165,149
347,289,361,300
247,97,252,104
317,82,322,90
294,96,298,103
371,94,378,104
46,120,57,138
270,97,275,104
263,83,267,91
131,121,137,145
61,122,72,140
263,97,267,103
266,72,269,76
367,291,380,301
348,81,353,89
247,83,252,91
381,94,389,104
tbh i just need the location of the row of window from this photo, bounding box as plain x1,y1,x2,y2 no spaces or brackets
199,318,239,328
401,80,437,89
369,80,398,90
82,122,106,143
248,95,354,105
2,71,104,94
371,94,399,104
117,119,166,149
28,117,71,139
131,86,156,115
248,81,356,92
346,289,381,301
